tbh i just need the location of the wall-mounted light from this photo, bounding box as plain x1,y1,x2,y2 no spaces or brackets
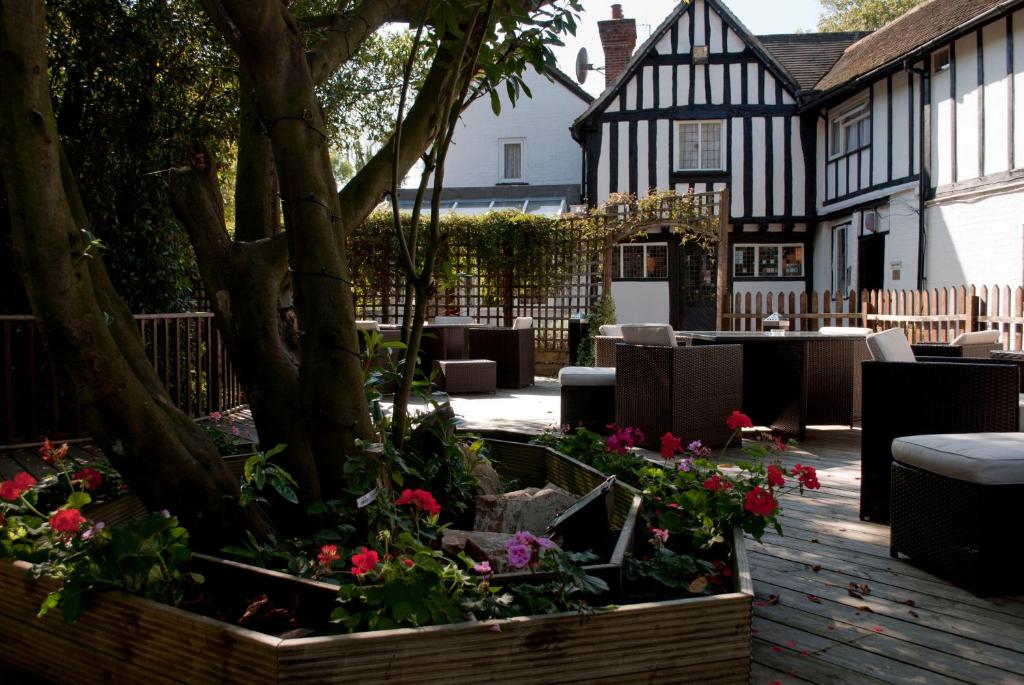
693,45,709,65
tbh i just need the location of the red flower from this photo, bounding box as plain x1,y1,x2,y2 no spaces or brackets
726,411,753,430
744,487,778,517
766,465,785,488
38,439,69,464
73,468,103,491
402,558,414,568
790,464,821,490
350,547,380,576
0,472,37,501
704,475,733,492
49,508,86,533
394,489,441,516
317,544,341,567
659,433,682,459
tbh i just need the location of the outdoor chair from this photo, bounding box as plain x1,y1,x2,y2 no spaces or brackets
910,329,1001,359
890,432,1024,593
615,324,743,449
818,326,873,336
431,316,476,325
860,328,1020,522
559,366,616,433
594,324,623,368
467,317,534,389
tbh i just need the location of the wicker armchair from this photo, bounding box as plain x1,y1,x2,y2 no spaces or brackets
910,329,1001,359
467,325,534,389
860,357,1020,522
615,342,743,449
593,336,620,367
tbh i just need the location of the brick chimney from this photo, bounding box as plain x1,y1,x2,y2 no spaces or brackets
598,4,637,88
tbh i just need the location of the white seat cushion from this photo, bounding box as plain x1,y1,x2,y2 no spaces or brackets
355,320,379,332
559,366,615,387
1019,394,1024,432
866,328,915,362
892,433,1024,485
952,329,1000,346
819,326,872,336
432,316,475,325
512,316,533,330
598,324,623,337
621,324,677,347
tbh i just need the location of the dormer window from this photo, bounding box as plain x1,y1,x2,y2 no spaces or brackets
499,138,524,183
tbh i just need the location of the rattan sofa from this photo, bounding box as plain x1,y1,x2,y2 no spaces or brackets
615,336,743,449
909,329,1002,359
860,357,1019,522
593,325,623,368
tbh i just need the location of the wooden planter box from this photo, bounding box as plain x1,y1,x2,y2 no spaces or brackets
11,442,752,683
0,535,752,685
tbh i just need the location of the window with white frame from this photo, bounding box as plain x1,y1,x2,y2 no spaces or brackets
611,243,668,280
829,102,871,158
675,120,725,171
732,244,804,279
499,138,524,182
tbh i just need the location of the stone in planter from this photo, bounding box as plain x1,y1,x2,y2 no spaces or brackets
469,459,503,496
441,529,561,573
473,483,577,534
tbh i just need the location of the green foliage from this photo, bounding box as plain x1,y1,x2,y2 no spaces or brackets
576,294,616,368
506,549,609,615
239,445,300,507
46,0,240,312
818,0,925,31
531,428,647,487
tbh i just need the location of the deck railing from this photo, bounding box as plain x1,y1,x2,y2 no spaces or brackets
1,312,242,447
721,285,1024,351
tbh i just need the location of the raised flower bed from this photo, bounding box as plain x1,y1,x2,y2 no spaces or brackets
0,438,754,684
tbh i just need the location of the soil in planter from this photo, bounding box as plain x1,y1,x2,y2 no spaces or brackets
179,557,338,639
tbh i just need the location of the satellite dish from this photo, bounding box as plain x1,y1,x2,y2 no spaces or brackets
575,47,590,84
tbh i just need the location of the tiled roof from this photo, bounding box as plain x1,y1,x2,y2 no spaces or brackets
757,32,870,93
815,0,1021,93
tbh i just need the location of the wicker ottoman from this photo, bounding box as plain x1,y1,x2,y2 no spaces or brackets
890,433,1024,593
559,367,615,433
433,359,496,394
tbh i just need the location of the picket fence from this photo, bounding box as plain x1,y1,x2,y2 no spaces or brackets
721,285,1024,351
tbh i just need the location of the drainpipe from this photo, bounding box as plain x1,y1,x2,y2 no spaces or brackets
907,60,930,289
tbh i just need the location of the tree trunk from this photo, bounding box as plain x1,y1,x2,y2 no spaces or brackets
0,1,270,549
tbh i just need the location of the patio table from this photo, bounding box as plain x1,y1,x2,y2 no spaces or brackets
675,331,870,439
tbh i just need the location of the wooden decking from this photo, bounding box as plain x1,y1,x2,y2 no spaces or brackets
748,428,1024,685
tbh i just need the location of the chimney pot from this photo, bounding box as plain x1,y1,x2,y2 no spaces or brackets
611,4,623,19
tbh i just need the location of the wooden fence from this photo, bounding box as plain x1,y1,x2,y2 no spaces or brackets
721,285,1024,351
1,313,242,447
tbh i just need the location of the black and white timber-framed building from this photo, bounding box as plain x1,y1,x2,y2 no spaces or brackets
571,0,1024,328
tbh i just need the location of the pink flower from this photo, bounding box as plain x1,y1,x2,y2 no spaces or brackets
317,544,341,567
649,527,669,543
209,412,222,421
506,542,531,569
395,489,442,516
726,411,753,430
472,561,492,574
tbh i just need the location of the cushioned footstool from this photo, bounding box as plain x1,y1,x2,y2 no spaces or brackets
559,367,615,433
433,359,496,394
890,433,1024,593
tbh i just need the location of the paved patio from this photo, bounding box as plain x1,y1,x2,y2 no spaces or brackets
4,380,1024,684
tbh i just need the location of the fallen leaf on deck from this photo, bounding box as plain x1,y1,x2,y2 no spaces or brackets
900,599,915,606
800,650,809,656
826,624,835,630
787,640,797,648
871,626,883,633
765,593,780,605
857,605,874,613
771,645,783,653
810,538,820,543
848,582,871,598
806,594,821,603
811,564,822,572
909,610,919,618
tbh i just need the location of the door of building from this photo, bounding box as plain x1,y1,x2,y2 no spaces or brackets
858,233,885,292
670,241,717,330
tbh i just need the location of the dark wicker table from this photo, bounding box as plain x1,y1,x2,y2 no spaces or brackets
676,331,870,439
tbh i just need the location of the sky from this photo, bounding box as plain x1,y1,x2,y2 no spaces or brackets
553,0,825,96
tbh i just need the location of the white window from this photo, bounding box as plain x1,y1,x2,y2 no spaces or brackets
499,138,524,182
675,120,725,171
611,243,668,280
829,103,871,158
833,225,850,293
732,244,804,279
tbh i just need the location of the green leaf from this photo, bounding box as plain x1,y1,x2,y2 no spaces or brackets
65,491,92,509
489,89,501,116
272,481,299,504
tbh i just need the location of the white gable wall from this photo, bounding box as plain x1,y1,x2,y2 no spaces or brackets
441,67,586,189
